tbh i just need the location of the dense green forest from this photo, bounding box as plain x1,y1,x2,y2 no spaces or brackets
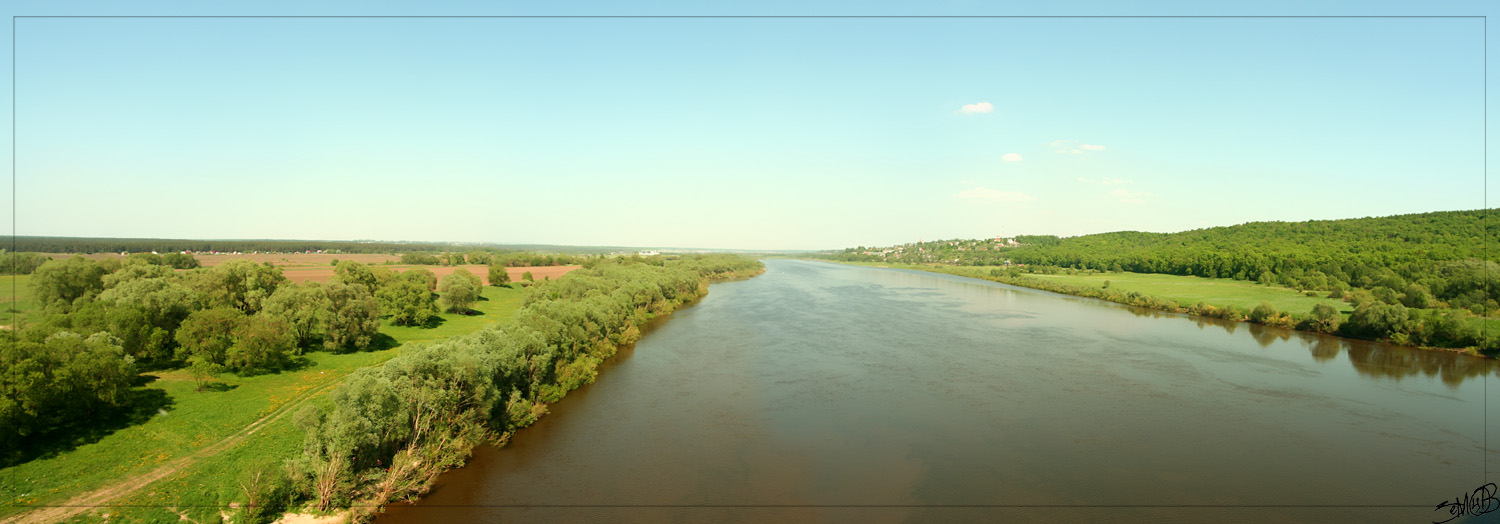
0,253,496,456
822,210,1496,351
284,254,763,519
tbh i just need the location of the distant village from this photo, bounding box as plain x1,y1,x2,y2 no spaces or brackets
844,236,1025,265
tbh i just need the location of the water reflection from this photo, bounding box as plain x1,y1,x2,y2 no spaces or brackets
380,260,1492,524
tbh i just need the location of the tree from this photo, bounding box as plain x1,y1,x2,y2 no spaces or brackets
1371,286,1402,306
1401,283,1435,309
161,253,201,269
228,315,296,373
1248,301,1278,324
1307,302,1342,333
261,283,332,349
176,307,246,366
376,279,437,327
438,269,482,314
332,261,378,293
31,256,106,308
101,263,174,289
187,260,287,314
321,281,381,352
522,271,535,282
488,264,511,286
397,268,438,292
0,331,136,448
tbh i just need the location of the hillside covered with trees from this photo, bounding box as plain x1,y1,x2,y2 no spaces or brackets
822,209,1496,351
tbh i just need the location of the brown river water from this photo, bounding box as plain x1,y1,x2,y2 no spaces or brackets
377,259,1500,523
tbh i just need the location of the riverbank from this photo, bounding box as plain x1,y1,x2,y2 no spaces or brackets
818,260,1498,357
280,256,765,523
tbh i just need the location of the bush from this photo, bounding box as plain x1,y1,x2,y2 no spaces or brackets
1248,301,1278,324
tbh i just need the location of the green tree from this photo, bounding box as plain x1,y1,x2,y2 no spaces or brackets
321,281,381,351
0,331,136,448
488,264,511,286
31,256,107,309
1248,301,1278,324
1307,302,1342,333
1401,283,1435,309
398,268,438,292
175,307,246,366
228,315,296,373
261,283,332,349
333,261,379,293
522,271,535,282
161,253,201,269
438,269,482,314
188,260,288,314
376,280,437,327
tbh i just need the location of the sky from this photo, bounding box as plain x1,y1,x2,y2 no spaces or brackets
1,1,1494,251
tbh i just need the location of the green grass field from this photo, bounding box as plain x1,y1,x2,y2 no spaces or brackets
1,274,43,329
0,284,528,524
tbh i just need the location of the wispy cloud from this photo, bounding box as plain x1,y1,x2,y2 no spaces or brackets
1077,177,1132,185
1112,188,1152,203
1050,139,1106,154
1002,153,1023,162
957,102,994,114
954,187,1036,204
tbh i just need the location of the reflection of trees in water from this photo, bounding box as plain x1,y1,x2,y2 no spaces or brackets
1183,311,1496,385
1340,339,1496,387
1307,337,1341,363
1246,324,1294,348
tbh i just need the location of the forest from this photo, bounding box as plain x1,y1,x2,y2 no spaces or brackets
0,253,514,457
822,209,1496,351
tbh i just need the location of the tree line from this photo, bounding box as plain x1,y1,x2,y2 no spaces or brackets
827,210,1497,315
276,254,763,520
10,237,477,255
0,254,500,454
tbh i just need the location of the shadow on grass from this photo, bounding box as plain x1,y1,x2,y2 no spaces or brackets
199,382,239,392
420,315,448,330
0,382,175,469
364,332,401,352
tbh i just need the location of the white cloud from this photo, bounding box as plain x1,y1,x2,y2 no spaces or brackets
1002,153,1023,162
954,187,1036,204
1112,188,1152,203
957,102,994,114
1051,139,1106,154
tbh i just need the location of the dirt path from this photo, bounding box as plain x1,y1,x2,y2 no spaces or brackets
0,377,344,524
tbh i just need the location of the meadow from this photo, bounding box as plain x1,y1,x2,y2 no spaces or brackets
0,284,528,524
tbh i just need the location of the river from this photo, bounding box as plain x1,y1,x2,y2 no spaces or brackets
378,259,1500,523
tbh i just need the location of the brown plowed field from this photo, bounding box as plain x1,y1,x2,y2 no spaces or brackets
36,253,580,284
280,264,579,285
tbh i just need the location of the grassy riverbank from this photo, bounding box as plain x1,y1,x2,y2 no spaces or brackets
826,260,1498,356
269,255,765,523
0,284,528,524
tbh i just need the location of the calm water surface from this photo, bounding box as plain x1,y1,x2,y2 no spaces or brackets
380,260,1500,523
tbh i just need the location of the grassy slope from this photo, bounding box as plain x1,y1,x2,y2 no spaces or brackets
0,284,527,523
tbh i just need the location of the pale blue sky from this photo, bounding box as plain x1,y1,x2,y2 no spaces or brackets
2,1,1494,250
